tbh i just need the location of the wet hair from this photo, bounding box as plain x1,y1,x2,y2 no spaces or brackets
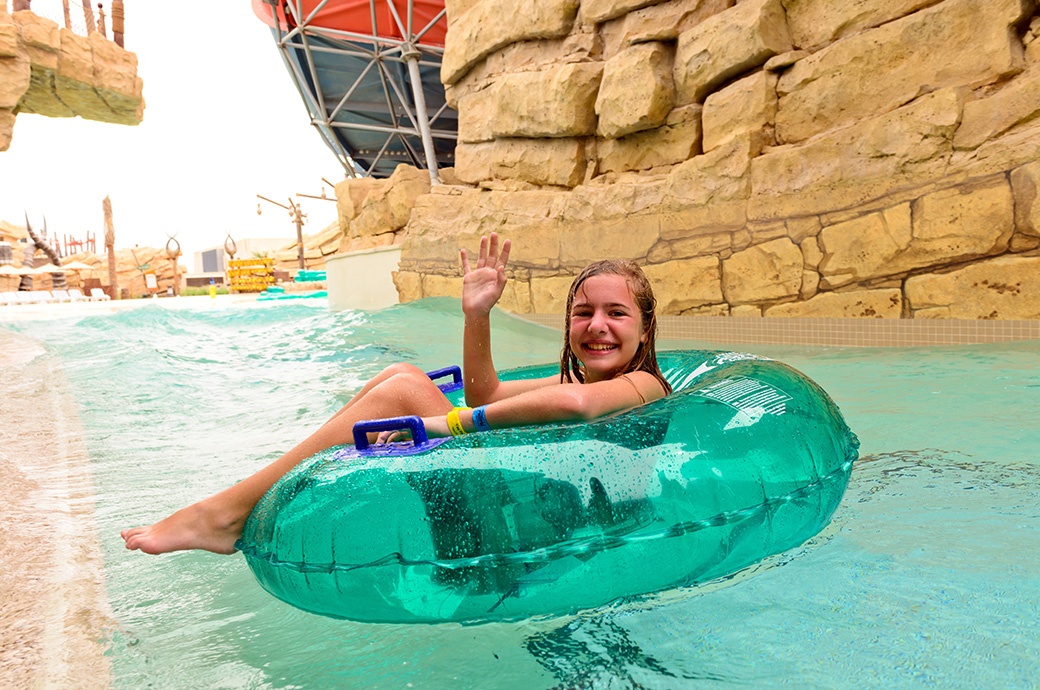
559,259,672,394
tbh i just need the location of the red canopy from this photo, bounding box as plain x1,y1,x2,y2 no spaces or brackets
251,0,447,47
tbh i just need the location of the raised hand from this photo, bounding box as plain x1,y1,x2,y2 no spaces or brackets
461,233,512,317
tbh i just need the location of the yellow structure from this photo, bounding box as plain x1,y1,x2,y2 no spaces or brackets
228,258,275,293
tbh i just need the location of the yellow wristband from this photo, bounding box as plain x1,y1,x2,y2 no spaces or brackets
446,407,471,436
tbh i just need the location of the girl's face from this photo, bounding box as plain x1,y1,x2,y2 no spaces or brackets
568,274,647,383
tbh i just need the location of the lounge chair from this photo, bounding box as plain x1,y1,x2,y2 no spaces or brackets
0,291,16,306
67,288,89,302
89,287,111,301
51,289,72,303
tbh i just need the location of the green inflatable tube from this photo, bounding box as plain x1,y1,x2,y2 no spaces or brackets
237,350,859,623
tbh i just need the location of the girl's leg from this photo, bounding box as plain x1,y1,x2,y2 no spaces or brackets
120,364,452,555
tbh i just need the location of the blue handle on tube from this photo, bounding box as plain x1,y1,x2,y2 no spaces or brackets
353,416,429,451
426,365,463,393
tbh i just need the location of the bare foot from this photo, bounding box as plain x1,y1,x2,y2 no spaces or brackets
121,498,246,555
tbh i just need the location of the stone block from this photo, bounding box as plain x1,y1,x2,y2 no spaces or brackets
800,236,822,268
569,177,668,220
335,176,382,227
783,0,938,49
818,204,912,287
559,214,660,265
745,219,788,243
820,176,1014,283
659,231,732,260
0,53,30,109
955,65,1040,150
1010,160,1040,238
13,11,58,69
0,107,13,151
18,64,74,117
454,141,495,183
496,277,534,313
385,165,433,228
905,255,1040,319
596,42,674,139
600,0,733,58
0,21,18,58
787,216,821,243
666,133,757,207
644,256,724,312
88,31,139,98
658,200,745,242
394,269,424,302
731,304,761,316
702,70,777,152
445,0,483,21
683,303,731,316
450,31,600,107
441,0,579,85
950,121,1040,183
531,275,575,313
422,273,464,299
907,176,1014,263
352,165,430,237
776,0,1027,144
458,138,587,187
456,84,498,143
56,28,92,83
799,268,819,300
406,188,569,269
749,88,963,220
582,0,661,24
673,0,792,104
721,236,803,304
597,104,702,173
764,288,902,318
489,63,603,138
764,50,807,72
485,31,600,78
54,30,115,119
495,138,587,187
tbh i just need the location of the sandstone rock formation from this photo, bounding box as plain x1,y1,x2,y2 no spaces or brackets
386,0,1040,319
0,243,182,297
0,9,143,151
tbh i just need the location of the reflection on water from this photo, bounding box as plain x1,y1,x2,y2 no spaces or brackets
4,301,1039,688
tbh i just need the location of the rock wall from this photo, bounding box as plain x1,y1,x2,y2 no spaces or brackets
393,0,1040,319
1,9,143,151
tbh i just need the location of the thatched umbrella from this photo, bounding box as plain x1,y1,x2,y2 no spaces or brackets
61,260,97,272
0,264,31,291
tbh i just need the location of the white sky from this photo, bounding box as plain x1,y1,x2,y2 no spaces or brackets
0,2,343,261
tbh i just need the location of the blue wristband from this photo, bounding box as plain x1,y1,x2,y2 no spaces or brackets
472,405,492,432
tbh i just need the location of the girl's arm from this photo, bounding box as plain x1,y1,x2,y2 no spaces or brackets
423,371,666,436
461,234,556,405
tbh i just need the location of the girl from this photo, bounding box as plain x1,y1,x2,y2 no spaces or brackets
122,233,671,555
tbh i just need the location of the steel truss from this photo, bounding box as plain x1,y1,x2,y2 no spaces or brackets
262,0,456,181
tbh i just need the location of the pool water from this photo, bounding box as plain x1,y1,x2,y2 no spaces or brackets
7,299,1039,688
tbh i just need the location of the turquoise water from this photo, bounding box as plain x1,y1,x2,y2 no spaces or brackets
6,299,1039,688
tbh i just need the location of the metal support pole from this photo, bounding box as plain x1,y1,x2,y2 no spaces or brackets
402,45,440,185
291,201,306,270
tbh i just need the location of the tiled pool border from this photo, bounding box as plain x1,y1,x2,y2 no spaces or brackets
517,315,1040,347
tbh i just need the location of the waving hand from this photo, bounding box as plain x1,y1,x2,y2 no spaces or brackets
461,233,512,317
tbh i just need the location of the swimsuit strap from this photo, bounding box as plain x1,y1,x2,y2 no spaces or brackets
619,374,647,406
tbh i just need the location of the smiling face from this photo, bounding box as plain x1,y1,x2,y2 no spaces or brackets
567,273,647,383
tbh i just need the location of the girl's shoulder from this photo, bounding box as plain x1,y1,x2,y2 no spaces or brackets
618,371,667,404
